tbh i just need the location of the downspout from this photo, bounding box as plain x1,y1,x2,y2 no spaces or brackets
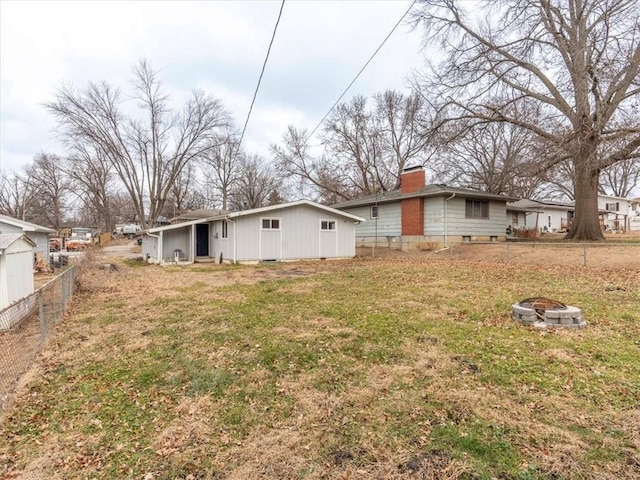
444,193,455,248
436,193,456,254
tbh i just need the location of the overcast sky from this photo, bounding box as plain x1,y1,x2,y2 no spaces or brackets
0,0,426,173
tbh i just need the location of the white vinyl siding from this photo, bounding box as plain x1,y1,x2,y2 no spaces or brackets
0,237,35,310
233,205,355,261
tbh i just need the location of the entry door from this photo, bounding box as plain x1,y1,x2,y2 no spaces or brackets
196,224,209,257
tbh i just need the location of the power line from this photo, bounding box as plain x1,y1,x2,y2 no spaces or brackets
305,0,417,144
236,0,285,156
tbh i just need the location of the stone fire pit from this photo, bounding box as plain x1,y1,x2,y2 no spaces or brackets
512,297,586,329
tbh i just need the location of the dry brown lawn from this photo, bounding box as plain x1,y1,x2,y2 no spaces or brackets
1,244,639,479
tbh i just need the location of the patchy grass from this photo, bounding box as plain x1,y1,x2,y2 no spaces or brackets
1,256,639,479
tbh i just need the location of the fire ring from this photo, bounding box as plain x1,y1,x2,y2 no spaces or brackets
512,297,586,329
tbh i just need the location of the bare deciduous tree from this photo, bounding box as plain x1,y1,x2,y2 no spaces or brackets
600,159,640,198
65,144,115,232
432,122,546,198
231,155,282,210
25,153,71,229
272,90,432,204
412,0,640,240
201,131,242,211
0,169,39,220
46,59,230,229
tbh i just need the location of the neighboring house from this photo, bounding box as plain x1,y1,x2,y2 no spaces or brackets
506,199,575,233
597,194,633,231
142,200,365,264
0,214,56,258
0,234,35,311
332,167,517,249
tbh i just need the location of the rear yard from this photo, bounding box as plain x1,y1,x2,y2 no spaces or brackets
1,250,639,479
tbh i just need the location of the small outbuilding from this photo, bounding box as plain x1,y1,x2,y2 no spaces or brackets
0,214,56,258
142,200,365,264
0,234,36,310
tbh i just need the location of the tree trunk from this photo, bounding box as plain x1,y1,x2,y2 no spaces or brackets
565,162,603,241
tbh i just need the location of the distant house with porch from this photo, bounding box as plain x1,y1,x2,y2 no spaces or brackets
332,167,517,249
506,199,575,234
142,200,364,264
0,214,56,258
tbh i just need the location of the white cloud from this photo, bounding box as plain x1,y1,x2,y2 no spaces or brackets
0,0,424,173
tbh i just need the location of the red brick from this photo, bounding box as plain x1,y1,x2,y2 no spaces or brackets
401,169,425,194
402,198,424,235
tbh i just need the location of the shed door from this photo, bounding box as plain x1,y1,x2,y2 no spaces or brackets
260,218,281,260
196,224,209,257
320,227,337,258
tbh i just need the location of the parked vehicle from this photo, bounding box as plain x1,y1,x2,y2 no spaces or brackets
49,239,60,252
122,224,141,238
66,239,90,251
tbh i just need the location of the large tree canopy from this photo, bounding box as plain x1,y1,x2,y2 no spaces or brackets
413,0,640,240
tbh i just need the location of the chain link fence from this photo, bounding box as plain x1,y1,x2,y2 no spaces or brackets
356,237,640,268
0,264,79,410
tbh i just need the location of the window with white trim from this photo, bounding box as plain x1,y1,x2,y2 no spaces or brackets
221,221,228,239
321,220,336,230
371,205,379,219
261,218,280,230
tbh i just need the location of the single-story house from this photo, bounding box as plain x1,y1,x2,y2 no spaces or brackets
0,214,56,258
331,167,518,250
0,234,36,311
506,199,575,234
142,200,365,264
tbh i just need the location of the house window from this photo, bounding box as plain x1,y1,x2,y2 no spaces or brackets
465,200,489,219
221,221,228,239
606,202,619,212
371,205,378,219
512,212,519,226
548,216,552,228
321,220,336,231
261,218,280,230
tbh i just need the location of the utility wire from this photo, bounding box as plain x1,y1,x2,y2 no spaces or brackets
236,0,285,156
305,0,417,144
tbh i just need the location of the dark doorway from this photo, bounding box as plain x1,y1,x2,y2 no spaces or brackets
196,224,209,257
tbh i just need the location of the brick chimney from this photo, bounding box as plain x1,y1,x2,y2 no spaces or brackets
400,167,425,236
401,166,426,194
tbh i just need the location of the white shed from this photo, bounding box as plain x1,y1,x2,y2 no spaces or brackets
0,234,36,310
0,214,56,258
142,200,365,264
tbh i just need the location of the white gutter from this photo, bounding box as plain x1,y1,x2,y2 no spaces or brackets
444,193,456,248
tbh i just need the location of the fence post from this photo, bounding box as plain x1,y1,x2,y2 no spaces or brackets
38,289,45,342
61,269,67,313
